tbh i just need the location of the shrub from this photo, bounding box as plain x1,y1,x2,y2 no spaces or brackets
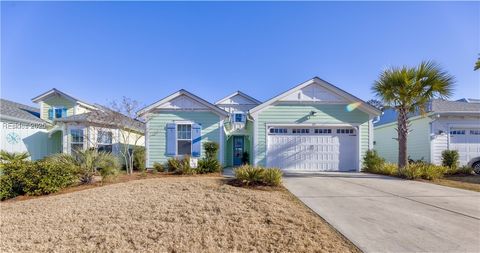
23,160,77,195
377,163,398,176
233,165,282,186
97,153,120,182
196,141,222,174
0,150,30,163
262,168,283,186
167,157,182,172
234,165,264,186
203,141,219,159
457,165,474,175
133,146,146,171
442,150,459,170
400,163,447,180
241,151,250,165
48,150,120,184
0,159,78,200
446,165,473,176
152,162,163,173
362,150,385,173
408,156,425,164
197,158,221,174
0,161,32,200
167,156,195,175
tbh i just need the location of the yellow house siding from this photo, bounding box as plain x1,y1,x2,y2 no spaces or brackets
41,96,75,120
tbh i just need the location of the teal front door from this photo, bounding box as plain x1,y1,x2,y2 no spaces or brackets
233,136,244,166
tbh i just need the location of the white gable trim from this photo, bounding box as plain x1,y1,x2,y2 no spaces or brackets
31,88,97,110
249,77,381,116
215,91,261,105
137,89,229,117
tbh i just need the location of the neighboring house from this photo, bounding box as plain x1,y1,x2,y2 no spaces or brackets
0,99,59,160
139,77,381,172
0,89,145,160
374,99,480,168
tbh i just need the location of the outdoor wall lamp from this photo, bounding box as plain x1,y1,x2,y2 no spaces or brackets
309,111,317,116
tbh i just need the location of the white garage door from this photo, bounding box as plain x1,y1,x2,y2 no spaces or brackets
450,128,480,166
266,127,357,171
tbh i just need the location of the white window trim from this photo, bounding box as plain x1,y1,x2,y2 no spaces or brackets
69,127,85,153
175,123,193,156
97,130,113,152
51,106,67,119
233,112,246,123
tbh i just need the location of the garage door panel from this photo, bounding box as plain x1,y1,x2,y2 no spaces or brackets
449,128,480,166
267,127,357,171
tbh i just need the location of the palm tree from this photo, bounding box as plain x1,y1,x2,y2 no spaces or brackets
475,56,480,71
372,61,454,169
48,149,119,183
0,150,30,163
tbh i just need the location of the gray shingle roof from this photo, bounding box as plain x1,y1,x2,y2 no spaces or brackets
0,99,46,124
56,109,145,133
375,98,480,127
430,99,480,112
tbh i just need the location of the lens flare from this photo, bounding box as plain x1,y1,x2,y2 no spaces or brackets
346,102,362,112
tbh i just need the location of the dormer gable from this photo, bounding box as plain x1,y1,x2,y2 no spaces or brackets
31,88,97,121
215,91,261,113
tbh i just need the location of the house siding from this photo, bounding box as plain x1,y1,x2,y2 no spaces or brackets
146,111,221,167
374,116,432,163
254,104,370,168
41,96,76,121
430,116,480,165
1,119,62,160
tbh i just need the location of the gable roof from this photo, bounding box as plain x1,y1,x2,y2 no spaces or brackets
0,99,46,124
137,89,229,117
249,77,382,116
215,91,262,105
31,88,96,109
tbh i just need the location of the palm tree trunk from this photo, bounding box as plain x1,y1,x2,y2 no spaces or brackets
397,108,408,169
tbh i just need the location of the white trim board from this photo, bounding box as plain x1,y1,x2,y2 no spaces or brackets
249,77,381,117
137,89,229,118
215,90,262,105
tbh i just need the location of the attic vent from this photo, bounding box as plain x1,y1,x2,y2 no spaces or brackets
298,92,302,100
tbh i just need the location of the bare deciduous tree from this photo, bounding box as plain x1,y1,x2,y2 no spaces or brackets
83,97,145,174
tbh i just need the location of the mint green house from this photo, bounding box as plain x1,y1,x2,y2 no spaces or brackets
138,77,381,171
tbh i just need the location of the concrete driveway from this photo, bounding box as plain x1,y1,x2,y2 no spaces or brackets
284,172,480,253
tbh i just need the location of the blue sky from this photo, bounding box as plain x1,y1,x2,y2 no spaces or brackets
2,2,479,108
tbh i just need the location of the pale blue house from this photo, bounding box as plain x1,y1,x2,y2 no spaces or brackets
137,77,381,172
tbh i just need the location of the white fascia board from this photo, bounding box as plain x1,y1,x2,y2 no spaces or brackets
137,90,229,118
249,77,381,117
215,91,261,105
265,123,361,127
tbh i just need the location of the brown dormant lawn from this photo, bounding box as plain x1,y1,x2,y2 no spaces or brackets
0,177,358,252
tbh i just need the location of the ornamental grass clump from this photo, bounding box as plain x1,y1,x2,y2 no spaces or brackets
399,163,448,180
167,156,195,175
234,165,283,187
262,168,283,186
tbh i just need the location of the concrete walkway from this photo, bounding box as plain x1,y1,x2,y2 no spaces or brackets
284,172,480,253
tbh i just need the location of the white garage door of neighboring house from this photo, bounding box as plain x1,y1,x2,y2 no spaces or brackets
266,126,357,171
450,128,480,166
